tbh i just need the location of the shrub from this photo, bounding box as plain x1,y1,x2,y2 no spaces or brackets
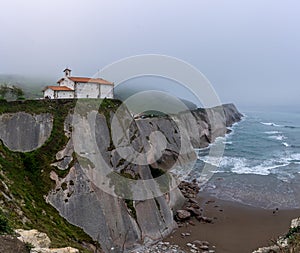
0,210,12,234
25,242,34,252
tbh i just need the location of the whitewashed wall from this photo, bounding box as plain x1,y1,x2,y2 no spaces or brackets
101,85,114,98
44,82,114,99
44,89,54,99
56,91,75,99
75,83,100,98
60,78,75,90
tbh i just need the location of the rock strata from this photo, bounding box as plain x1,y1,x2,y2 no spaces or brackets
0,100,244,253
0,103,242,252
47,110,178,252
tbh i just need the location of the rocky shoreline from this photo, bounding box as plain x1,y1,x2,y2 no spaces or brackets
134,178,300,253
131,180,218,253
176,180,214,225
173,180,217,253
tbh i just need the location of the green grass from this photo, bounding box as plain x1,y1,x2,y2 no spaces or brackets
0,209,13,235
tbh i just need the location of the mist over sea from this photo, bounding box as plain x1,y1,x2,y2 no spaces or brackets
184,109,300,209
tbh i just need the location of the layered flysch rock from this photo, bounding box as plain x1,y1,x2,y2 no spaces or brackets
0,112,53,152
46,103,242,252
135,103,243,151
0,103,242,253
47,105,184,253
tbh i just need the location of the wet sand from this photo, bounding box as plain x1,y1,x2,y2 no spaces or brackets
166,193,300,253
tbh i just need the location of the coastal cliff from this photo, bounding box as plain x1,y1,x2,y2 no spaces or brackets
0,100,242,252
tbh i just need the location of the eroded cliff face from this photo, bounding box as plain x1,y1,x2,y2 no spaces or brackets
46,104,188,252
45,103,242,252
0,112,53,152
0,102,242,253
135,103,243,151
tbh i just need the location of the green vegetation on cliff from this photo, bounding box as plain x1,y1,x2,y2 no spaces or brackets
0,209,13,235
0,99,121,252
283,226,300,252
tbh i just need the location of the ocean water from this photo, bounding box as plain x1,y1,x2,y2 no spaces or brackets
186,110,300,209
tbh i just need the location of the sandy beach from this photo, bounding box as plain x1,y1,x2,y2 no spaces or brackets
166,193,300,253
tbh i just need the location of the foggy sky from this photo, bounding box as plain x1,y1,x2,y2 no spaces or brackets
1,0,299,107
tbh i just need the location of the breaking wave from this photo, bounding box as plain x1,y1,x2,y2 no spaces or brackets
261,122,299,129
197,152,300,177
261,122,282,127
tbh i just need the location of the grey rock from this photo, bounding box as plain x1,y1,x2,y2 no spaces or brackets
167,187,186,212
176,210,191,220
192,241,210,247
185,207,201,217
199,245,209,250
25,103,241,252
291,217,300,228
0,112,53,152
47,109,178,252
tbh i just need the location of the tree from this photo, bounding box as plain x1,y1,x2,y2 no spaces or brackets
12,85,25,100
0,84,9,100
0,83,25,100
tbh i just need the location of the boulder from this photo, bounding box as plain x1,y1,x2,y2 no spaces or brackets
15,229,51,249
185,207,201,216
176,210,191,220
15,229,79,253
291,217,300,228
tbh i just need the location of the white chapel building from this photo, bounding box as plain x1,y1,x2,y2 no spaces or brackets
43,68,114,99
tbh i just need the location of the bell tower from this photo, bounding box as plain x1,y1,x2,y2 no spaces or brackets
63,68,72,77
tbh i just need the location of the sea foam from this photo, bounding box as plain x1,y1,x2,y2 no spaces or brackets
261,122,282,127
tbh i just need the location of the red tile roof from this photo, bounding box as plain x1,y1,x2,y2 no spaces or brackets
57,76,114,85
45,86,74,91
